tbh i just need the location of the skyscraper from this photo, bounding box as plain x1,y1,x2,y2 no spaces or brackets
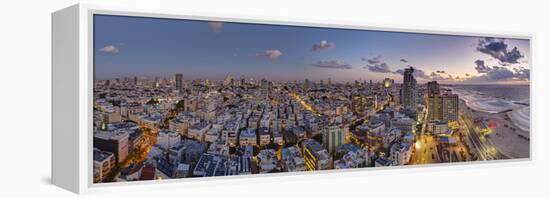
260,78,270,97
441,93,459,122
427,81,440,96
133,76,138,86
401,67,417,112
426,81,442,121
426,81,459,122
175,73,183,92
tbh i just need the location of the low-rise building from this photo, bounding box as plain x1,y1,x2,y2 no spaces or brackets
118,162,144,182
302,139,332,170
334,143,367,169
193,154,232,177
168,139,207,165
141,114,162,129
222,120,240,145
188,122,211,141
391,114,416,133
256,149,278,173
239,128,257,146
93,148,116,183
389,142,412,166
258,127,271,146
157,129,181,149
174,163,190,178
169,117,192,136
374,157,394,167
272,129,284,145
281,146,306,172
94,130,129,163
292,126,306,141
428,120,449,135
204,128,220,143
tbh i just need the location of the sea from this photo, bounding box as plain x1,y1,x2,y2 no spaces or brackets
448,84,530,104
446,84,530,131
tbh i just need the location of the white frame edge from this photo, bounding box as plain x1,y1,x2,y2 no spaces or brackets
51,3,535,194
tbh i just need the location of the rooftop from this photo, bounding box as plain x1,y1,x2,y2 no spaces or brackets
93,148,114,162
240,128,256,138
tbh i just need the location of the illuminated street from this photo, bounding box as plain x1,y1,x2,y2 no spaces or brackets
459,115,506,161
411,134,439,164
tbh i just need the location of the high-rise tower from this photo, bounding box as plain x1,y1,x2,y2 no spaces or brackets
175,73,183,92
401,67,417,112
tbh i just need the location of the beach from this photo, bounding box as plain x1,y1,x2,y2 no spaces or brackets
460,100,530,159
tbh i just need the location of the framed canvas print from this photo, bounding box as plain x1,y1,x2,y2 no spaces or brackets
52,3,533,194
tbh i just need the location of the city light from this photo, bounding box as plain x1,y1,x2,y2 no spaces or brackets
90,17,529,183
415,141,422,150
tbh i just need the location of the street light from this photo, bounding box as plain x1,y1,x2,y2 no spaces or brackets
415,141,422,150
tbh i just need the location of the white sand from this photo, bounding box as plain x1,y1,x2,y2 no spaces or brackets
461,99,529,159
486,112,530,159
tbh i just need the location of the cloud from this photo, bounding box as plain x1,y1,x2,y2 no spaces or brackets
400,58,408,63
429,72,445,80
362,55,381,64
485,67,515,81
513,67,530,80
394,67,430,79
429,72,455,81
362,56,392,73
467,60,529,82
260,49,283,59
474,59,492,73
311,40,335,51
476,38,524,64
366,63,392,73
98,45,120,55
414,69,429,79
310,60,352,69
207,21,223,33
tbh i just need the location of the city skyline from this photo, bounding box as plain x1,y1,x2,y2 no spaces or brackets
94,15,530,84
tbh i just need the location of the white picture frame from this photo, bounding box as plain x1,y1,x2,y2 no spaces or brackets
52,3,534,194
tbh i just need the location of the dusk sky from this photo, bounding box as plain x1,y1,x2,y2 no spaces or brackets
94,15,530,84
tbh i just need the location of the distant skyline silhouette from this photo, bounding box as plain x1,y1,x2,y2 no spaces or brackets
94,15,530,84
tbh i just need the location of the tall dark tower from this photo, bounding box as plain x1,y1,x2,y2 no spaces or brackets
175,73,183,92
133,76,138,86
401,67,417,111
427,81,440,97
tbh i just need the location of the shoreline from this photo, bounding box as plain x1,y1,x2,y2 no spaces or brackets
507,107,530,133
460,99,530,159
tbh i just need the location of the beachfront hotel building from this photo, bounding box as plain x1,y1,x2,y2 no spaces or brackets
426,81,459,122
441,93,459,122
